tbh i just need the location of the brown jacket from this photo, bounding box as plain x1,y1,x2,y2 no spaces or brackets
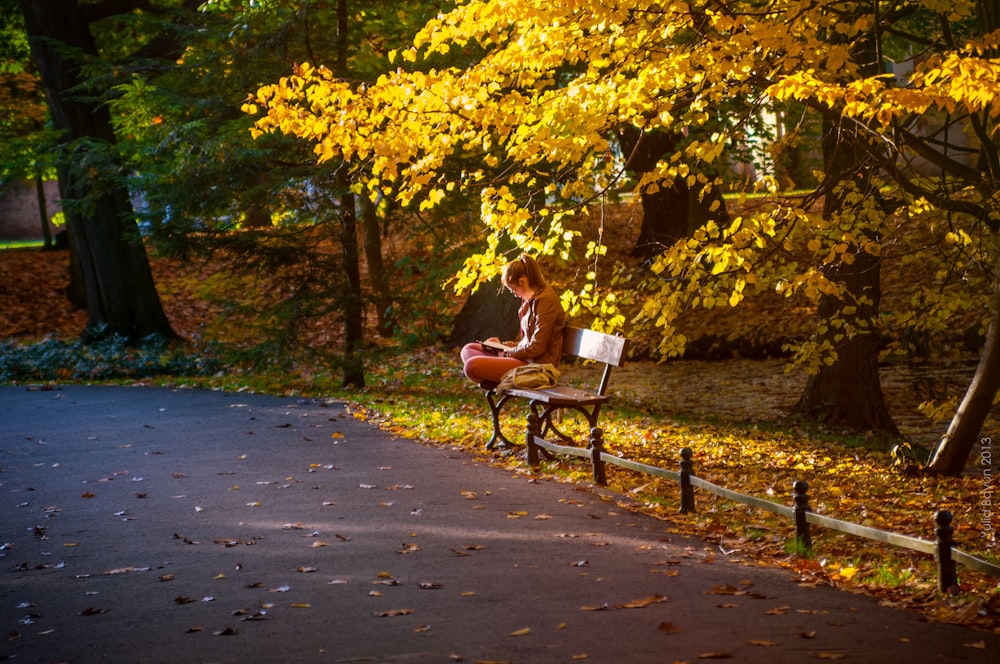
508,284,566,366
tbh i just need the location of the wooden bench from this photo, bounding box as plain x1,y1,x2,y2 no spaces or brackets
481,327,628,483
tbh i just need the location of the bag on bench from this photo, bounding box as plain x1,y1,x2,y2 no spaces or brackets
495,363,560,396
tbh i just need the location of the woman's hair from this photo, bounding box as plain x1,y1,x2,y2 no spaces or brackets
502,254,547,290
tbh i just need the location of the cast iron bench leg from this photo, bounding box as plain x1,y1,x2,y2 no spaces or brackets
484,389,515,450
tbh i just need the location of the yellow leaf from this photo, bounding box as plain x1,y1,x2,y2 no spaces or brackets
510,627,532,636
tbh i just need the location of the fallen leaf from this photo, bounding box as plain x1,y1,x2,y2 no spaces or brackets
617,594,667,609
80,607,107,616
697,652,734,659
238,611,268,621
374,608,413,618
745,640,778,646
963,641,986,650
174,596,196,604
81,492,96,499
658,621,683,634
298,566,318,573
816,654,846,660
213,627,238,636
104,566,148,575
510,627,532,636
581,603,608,611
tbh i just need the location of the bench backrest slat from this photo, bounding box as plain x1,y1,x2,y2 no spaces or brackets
562,326,627,368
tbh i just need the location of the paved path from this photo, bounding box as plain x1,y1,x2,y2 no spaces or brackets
1,385,998,663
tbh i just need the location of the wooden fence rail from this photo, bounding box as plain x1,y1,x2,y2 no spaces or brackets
526,432,1000,592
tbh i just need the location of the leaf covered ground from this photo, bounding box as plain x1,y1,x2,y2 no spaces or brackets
0,245,998,633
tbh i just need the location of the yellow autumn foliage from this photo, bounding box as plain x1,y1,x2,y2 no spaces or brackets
244,0,998,368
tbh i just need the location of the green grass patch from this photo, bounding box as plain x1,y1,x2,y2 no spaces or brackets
0,240,45,250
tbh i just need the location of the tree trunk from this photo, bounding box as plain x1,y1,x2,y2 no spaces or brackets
618,126,728,256
21,0,175,342
35,177,53,250
339,188,366,388
927,231,1000,474
791,24,897,436
449,278,521,347
792,246,899,434
333,0,364,387
361,196,397,338
791,114,898,434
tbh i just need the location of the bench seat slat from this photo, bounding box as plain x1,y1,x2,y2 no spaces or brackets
505,385,608,406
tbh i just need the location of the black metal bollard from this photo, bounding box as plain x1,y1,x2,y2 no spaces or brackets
589,427,607,486
679,447,695,513
935,510,959,593
793,480,812,552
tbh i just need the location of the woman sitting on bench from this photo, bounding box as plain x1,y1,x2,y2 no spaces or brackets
460,254,566,388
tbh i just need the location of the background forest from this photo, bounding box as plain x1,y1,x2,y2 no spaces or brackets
1,0,999,624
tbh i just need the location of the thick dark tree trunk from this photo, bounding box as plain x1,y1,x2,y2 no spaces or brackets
21,0,175,342
618,126,728,257
792,112,898,435
791,22,897,436
792,248,899,434
449,278,521,347
928,232,1000,474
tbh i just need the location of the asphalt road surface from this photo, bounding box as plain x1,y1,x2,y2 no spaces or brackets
2,384,998,663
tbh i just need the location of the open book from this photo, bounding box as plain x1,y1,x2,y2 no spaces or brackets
478,340,514,354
